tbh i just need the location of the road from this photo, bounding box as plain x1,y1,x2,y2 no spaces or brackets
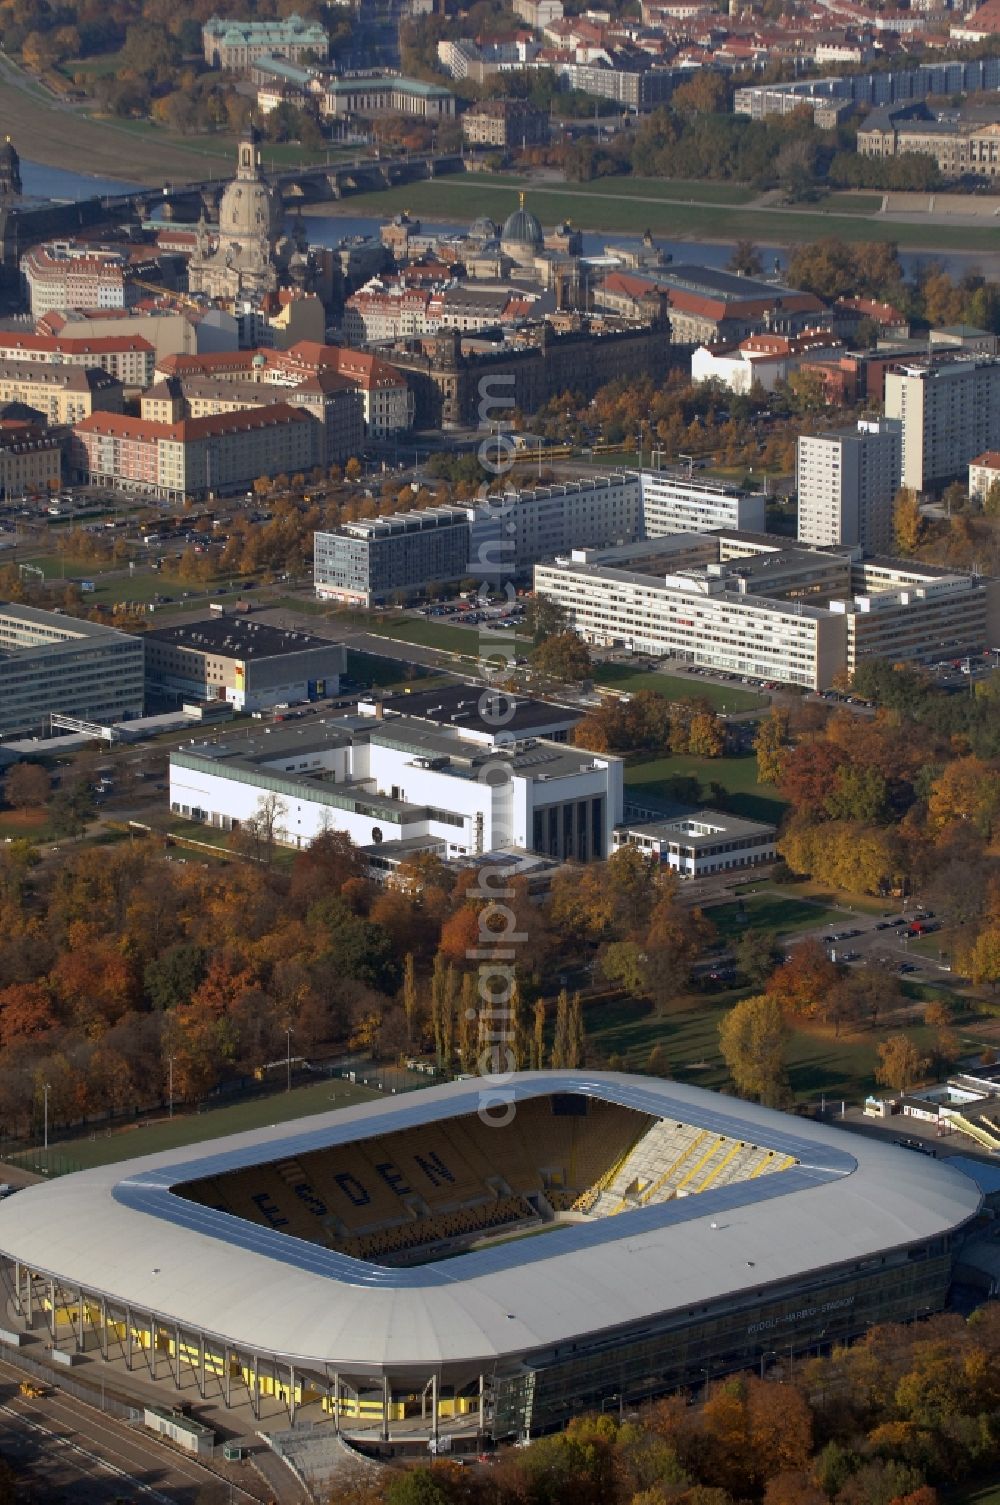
0,1357,265,1504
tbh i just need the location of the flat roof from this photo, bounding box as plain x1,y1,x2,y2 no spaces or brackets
146,617,336,661
621,807,776,844
0,1074,980,1374
382,684,582,738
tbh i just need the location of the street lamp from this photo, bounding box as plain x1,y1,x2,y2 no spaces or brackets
167,1055,175,1120
286,1028,293,1093
759,1349,777,1380
42,1083,50,1152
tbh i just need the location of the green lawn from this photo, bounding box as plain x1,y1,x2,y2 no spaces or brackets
346,648,448,690
369,616,518,656
596,663,766,713
823,192,883,215
583,990,890,1101
624,751,787,825
947,1482,1000,1505
317,177,1000,253
476,172,757,207
707,894,849,945
6,1076,386,1176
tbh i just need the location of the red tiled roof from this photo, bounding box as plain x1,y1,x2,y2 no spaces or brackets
0,332,154,356
74,401,311,443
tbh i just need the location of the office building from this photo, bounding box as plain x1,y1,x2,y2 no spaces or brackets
144,617,345,712
639,472,767,537
169,703,622,861
797,418,902,553
613,807,777,878
321,75,455,120
884,357,1000,492
0,603,144,738
314,508,472,606
313,475,643,604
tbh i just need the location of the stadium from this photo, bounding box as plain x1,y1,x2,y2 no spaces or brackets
0,1072,984,1442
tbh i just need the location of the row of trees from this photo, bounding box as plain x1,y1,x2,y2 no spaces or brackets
344,1304,1000,1505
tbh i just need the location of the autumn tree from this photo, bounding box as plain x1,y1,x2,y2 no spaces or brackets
753,709,789,786
4,761,51,810
531,630,592,683
875,1034,927,1095
893,487,924,556
718,994,791,1106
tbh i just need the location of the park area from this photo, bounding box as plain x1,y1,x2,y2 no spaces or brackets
624,748,787,825
5,1073,392,1177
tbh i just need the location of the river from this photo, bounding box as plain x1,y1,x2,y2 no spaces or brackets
20,157,986,279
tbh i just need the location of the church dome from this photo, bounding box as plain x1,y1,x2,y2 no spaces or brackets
219,174,281,244
470,215,498,241
501,195,543,252
0,137,18,165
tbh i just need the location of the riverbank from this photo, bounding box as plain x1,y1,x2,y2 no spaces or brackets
0,60,338,185
303,173,1000,261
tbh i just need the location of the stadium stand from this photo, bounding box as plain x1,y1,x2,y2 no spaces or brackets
177,1095,797,1263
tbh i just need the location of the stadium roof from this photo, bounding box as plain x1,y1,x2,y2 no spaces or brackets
0,1074,981,1376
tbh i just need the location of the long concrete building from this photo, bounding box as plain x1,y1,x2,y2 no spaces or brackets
313,472,767,605
169,704,623,862
0,603,144,738
534,534,999,689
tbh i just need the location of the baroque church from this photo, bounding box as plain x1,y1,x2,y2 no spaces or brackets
188,124,309,305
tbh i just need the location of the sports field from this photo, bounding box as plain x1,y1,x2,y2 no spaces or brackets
7,1076,384,1176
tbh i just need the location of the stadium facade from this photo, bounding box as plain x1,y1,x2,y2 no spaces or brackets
0,1074,982,1441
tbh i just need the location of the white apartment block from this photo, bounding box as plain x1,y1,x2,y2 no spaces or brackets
473,474,642,581
169,705,623,863
534,539,998,689
639,472,767,537
797,418,902,554
535,554,847,689
884,357,1000,492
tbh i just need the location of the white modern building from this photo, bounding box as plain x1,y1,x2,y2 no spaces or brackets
639,471,766,537
533,536,999,689
169,704,623,862
797,418,902,553
0,603,144,738
613,808,777,877
884,356,1000,492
